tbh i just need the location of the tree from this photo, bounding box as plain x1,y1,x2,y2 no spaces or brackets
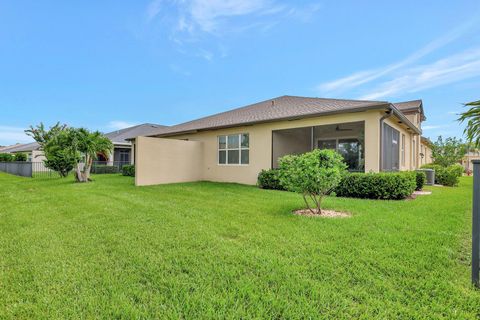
430,136,466,167
14,153,27,161
458,100,480,147
71,128,113,182
26,123,113,182
26,123,80,177
278,149,347,215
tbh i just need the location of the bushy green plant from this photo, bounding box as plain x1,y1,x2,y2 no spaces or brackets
257,169,284,190
335,172,416,200
415,171,426,191
278,149,347,214
26,123,79,177
14,153,27,161
122,165,135,177
0,153,14,162
430,136,466,167
421,164,463,187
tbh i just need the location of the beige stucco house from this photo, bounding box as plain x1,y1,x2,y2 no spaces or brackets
462,150,480,173
134,95,430,186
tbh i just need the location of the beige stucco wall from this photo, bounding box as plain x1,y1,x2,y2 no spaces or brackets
162,110,383,185
135,136,204,186
420,142,433,166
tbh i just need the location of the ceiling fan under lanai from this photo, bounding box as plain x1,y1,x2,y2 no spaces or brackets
335,125,353,131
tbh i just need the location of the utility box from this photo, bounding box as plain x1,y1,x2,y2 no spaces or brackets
417,169,435,186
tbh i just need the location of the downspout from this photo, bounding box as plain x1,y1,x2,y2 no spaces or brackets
379,107,393,172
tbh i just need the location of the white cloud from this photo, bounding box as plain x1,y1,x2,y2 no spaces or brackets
146,0,163,22
107,121,139,130
317,18,479,95
146,0,319,36
0,126,33,146
360,48,480,100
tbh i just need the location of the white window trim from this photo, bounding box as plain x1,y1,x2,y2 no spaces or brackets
401,134,405,167
218,133,250,166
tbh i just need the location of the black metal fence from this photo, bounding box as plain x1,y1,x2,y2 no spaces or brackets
0,161,131,178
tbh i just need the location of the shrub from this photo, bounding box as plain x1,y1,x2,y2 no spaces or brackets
421,163,463,187
278,149,347,214
0,153,14,162
91,165,119,174
415,171,426,191
335,172,416,200
122,165,135,177
14,153,28,161
257,169,284,190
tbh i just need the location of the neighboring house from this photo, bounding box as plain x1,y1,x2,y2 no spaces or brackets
1,123,167,164
0,142,44,162
420,136,433,166
462,150,480,172
102,123,167,164
133,95,427,186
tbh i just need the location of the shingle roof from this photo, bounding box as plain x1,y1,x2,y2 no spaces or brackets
393,100,425,120
149,95,391,137
1,142,40,153
105,123,168,144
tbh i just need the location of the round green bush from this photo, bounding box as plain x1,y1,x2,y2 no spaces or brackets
14,153,28,162
415,171,426,191
122,165,135,177
257,169,284,190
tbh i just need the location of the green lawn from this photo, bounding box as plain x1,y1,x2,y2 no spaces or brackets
0,173,479,319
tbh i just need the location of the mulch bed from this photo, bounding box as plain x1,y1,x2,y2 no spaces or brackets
293,208,351,218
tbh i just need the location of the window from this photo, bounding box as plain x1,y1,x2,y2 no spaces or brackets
317,138,364,171
119,150,130,163
412,138,416,168
218,133,249,165
382,124,400,171
401,134,405,166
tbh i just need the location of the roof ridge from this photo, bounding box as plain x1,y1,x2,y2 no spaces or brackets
283,95,387,104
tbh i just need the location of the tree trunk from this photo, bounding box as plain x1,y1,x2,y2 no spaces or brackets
75,155,93,182
303,193,317,215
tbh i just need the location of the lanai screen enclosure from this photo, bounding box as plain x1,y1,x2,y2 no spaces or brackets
272,121,365,171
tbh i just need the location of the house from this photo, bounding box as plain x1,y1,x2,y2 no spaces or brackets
462,150,480,173
0,142,45,162
133,95,430,186
1,123,166,165
419,136,433,166
101,123,167,165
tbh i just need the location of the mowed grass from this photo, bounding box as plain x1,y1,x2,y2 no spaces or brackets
0,173,479,319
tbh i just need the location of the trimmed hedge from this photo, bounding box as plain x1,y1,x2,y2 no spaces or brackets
421,164,463,187
122,165,135,177
335,171,416,200
91,165,119,174
257,169,284,190
415,171,426,191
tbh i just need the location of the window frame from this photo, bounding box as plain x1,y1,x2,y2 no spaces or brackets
401,134,405,167
217,133,250,166
316,137,364,171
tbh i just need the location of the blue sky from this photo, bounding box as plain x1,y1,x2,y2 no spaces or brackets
1,0,480,145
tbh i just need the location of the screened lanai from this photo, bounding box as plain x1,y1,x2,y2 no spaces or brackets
272,121,365,171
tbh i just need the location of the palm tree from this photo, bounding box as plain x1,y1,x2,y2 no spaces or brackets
73,128,113,182
458,100,480,147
